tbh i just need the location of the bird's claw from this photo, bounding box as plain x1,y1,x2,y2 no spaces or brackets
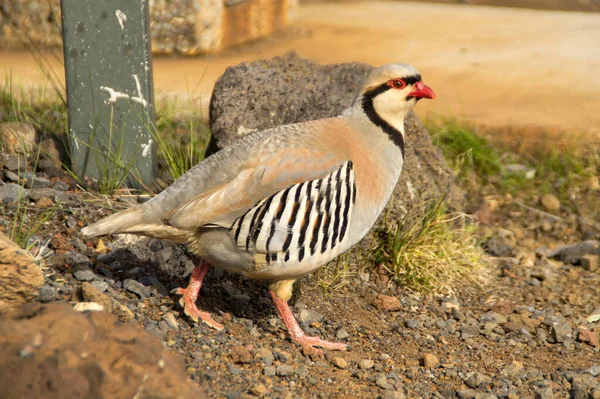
175,287,224,331
295,334,349,351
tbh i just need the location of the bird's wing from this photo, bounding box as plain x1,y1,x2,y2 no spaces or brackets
231,159,356,266
166,143,349,231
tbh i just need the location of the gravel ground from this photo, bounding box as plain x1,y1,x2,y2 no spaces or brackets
1,145,599,398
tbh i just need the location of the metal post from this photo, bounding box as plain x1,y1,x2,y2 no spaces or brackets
61,0,156,188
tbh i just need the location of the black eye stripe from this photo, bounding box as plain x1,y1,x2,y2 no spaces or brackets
402,74,422,86
366,74,422,97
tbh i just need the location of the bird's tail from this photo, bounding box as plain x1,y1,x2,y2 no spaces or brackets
81,207,145,237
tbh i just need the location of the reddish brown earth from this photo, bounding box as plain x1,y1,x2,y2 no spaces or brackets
0,149,599,398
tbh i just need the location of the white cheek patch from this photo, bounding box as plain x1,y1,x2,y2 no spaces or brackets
372,90,411,134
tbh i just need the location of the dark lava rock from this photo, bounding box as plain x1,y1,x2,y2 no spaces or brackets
25,175,51,189
549,322,573,343
550,240,600,264
486,228,516,257
28,188,55,201
138,276,169,296
72,268,96,282
0,183,28,203
3,154,27,172
123,279,149,298
208,52,463,229
37,285,56,302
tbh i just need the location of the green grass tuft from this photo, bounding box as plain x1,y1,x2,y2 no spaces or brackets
372,200,489,293
314,252,356,295
428,118,502,185
427,118,600,201
153,100,210,182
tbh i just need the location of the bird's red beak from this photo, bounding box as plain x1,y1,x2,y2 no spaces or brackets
408,81,436,99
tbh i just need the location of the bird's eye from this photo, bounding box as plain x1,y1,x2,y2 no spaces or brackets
388,78,406,90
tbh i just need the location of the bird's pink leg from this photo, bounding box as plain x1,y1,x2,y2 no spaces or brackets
270,291,348,351
176,261,224,331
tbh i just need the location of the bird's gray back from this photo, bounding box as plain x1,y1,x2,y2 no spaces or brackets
141,117,345,221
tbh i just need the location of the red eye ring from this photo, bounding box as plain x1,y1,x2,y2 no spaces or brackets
388,78,406,90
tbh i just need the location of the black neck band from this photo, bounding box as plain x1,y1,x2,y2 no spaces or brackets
361,84,405,158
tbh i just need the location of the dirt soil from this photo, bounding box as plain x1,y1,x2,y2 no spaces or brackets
1,1,600,144
1,153,599,398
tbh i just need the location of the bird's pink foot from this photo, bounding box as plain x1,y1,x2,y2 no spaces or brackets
176,286,224,331
270,291,349,351
293,334,348,351
175,261,224,331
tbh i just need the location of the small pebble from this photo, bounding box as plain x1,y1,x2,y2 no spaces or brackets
273,349,291,363
359,359,374,370
254,348,274,366
537,387,554,399
540,193,560,212
465,371,491,389
54,192,70,203
461,325,480,339
91,280,109,293
66,216,78,229
405,319,420,329
3,154,27,172
299,309,324,325
263,366,276,376
478,311,507,324
38,284,56,302
25,176,51,189
228,364,243,375
336,327,349,340
123,279,148,298
4,170,19,182
582,254,598,271
541,220,553,232
73,302,104,312
162,313,179,331
577,327,600,347
231,345,252,364
376,373,392,389
18,344,34,358
73,268,96,282
332,356,348,369
585,365,600,377
276,364,293,376
421,353,439,368
373,294,401,311
295,364,308,376
52,181,69,191
382,390,405,399
138,276,169,295
501,360,525,381
549,322,572,343
250,384,268,396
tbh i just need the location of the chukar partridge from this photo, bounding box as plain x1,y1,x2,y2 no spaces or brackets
82,63,435,351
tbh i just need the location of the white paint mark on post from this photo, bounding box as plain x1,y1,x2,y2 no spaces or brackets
100,85,147,107
141,139,153,157
131,74,148,107
115,10,127,30
71,129,80,150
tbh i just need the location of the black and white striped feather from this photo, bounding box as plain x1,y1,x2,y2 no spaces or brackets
231,161,357,267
